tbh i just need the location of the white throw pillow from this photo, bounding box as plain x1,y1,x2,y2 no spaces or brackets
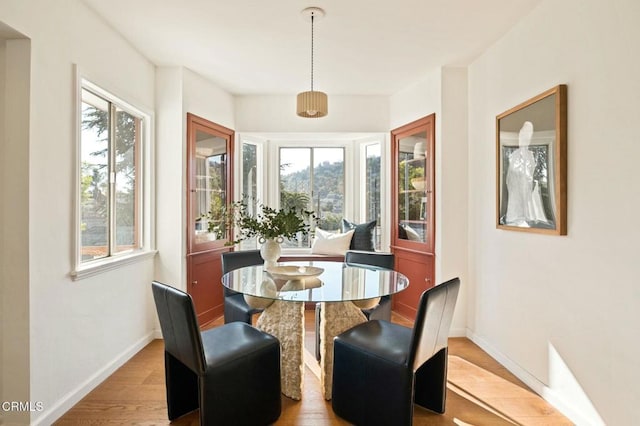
311,228,355,256
404,224,421,241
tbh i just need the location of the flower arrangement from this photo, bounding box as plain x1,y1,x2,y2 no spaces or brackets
221,199,317,246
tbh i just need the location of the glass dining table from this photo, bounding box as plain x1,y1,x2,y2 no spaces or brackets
222,259,409,400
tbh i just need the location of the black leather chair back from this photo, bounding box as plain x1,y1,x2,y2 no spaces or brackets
151,281,206,375
408,277,460,372
221,249,263,273
344,250,394,270
221,250,263,297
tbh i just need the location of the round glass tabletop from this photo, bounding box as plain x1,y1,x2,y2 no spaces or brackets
221,260,409,303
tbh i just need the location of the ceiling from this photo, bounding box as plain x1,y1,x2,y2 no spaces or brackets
83,0,541,96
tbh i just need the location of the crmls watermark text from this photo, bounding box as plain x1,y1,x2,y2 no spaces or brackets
1,401,44,412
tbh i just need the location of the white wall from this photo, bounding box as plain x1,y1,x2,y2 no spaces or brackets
183,68,235,130
389,69,441,131
235,95,389,132
0,39,4,426
389,68,469,336
154,67,185,289
467,0,640,424
0,1,157,424
439,68,469,336
1,35,31,426
154,67,235,294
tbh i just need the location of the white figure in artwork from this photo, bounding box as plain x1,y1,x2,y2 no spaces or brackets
505,121,548,225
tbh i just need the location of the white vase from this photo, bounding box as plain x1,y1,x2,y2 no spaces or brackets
243,273,276,309
259,237,283,268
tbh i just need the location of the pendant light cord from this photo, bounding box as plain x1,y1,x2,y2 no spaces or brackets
310,12,315,92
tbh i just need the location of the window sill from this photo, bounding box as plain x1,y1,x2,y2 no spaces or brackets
71,250,157,281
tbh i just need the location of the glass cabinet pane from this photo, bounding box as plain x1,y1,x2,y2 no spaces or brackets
397,133,428,243
194,131,227,244
187,113,234,253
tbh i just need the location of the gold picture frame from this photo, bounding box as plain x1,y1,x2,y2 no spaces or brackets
496,85,567,235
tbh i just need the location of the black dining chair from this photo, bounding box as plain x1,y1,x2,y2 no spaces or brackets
220,249,264,324
344,250,394,320
332,277,460,426
315,250,395,360
151,281,281,425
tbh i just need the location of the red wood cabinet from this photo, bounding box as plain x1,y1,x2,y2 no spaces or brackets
390,114,436,320
186,113,234,326
187,249,226,325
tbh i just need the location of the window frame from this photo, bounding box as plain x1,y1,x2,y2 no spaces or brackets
359,138,386,250
277,145,347,248
237,133,387,253
72,74,155,280
272,140,351,253
234,136,266,250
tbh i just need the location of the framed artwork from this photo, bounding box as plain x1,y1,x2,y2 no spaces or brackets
496,84,567,235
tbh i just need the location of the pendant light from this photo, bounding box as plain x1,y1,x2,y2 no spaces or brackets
296,7,328,118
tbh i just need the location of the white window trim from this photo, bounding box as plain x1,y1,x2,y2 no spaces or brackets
235,134,266,203
358,136,390,250
276,141,350,253
269,138,354,219
238,132,386,254
71,250,157,280
71,67,156,280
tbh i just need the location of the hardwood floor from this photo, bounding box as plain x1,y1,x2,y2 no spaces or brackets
55,312,572,425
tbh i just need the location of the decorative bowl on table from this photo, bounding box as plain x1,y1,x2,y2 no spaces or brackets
266,265,324,291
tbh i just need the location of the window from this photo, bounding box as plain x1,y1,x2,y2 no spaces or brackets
237,133,386,252
279,147,345,247
241,142,259,215
75,79,151,276
363,143,382,249
238,141,260,249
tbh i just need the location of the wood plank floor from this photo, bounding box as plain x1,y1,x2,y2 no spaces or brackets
55,312,572,425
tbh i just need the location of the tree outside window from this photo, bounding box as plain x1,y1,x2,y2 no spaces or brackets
80,86,142,262
279,147,345,247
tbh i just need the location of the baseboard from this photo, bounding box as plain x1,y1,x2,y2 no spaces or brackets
32,331,156,426
466,329,600,426
466,330,547,393
449,326,467,338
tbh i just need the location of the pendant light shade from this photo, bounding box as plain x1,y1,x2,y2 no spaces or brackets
297,90,328,118
297,7,328,118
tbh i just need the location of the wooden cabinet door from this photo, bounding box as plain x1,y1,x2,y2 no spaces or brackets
187,250,226,325
390,114,436,320
392,248,434,320
186,113,234,326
